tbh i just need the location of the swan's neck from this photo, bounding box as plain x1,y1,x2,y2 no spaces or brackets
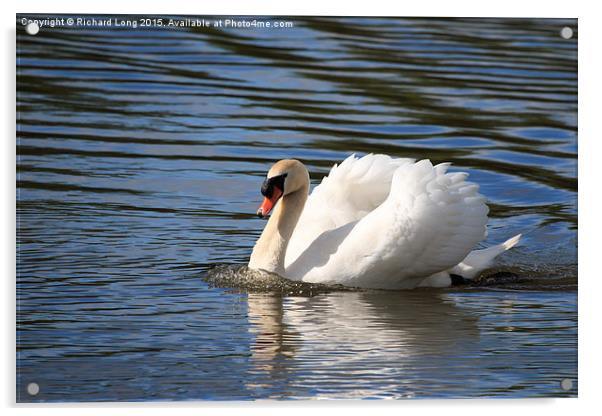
248,184,308,276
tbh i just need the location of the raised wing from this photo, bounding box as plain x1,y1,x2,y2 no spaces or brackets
284,154,414,267
286,159,489,289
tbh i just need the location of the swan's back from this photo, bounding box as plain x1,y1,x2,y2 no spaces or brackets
349,160,488,288
284,155,490,289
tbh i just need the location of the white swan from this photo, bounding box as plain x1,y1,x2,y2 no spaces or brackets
248,154,521,289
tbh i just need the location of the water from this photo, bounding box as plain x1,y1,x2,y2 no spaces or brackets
16,16,577,401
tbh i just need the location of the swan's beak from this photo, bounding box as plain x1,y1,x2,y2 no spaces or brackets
257,187,283,218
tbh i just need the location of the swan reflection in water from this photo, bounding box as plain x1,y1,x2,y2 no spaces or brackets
246,290,480,399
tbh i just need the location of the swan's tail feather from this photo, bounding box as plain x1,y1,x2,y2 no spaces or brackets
449,234,522,280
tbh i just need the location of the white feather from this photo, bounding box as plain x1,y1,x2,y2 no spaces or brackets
283,154,520,289
449,234,522,280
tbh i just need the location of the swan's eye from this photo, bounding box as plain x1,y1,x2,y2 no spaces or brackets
261,173,287,198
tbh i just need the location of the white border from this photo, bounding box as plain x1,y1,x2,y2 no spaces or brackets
4,1,599,415
6,0,583,17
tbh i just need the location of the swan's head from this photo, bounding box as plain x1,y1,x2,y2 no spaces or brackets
256,159,308,218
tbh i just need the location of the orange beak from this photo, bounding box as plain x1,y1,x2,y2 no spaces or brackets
257,187,283,218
